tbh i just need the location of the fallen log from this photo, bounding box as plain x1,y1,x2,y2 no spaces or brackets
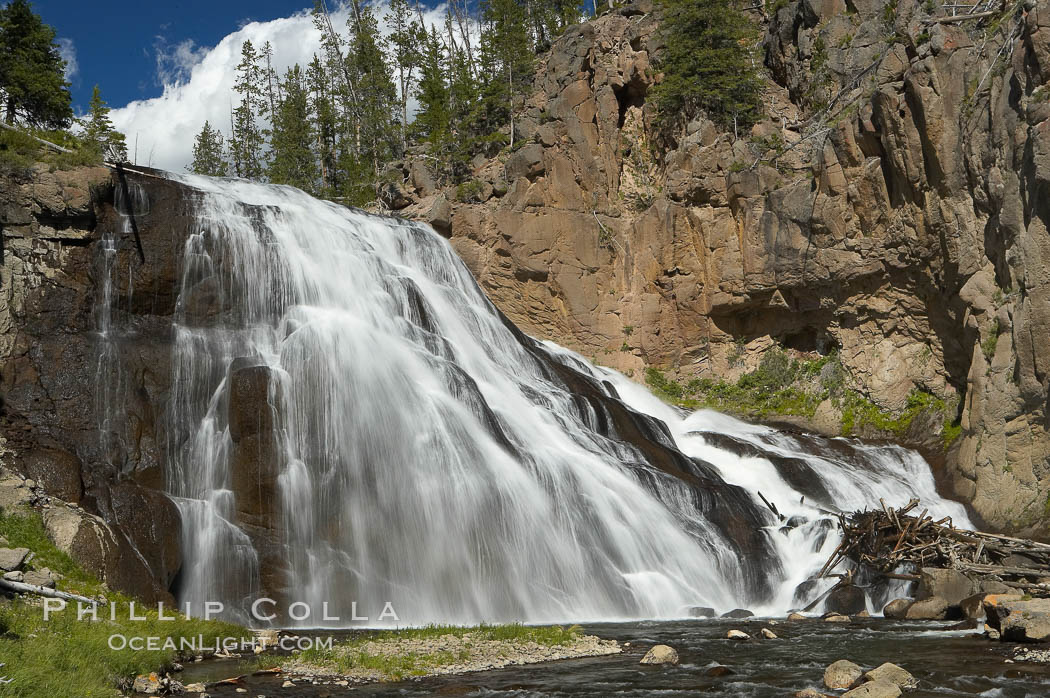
0,578,99,605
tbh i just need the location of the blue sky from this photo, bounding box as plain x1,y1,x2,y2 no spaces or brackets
35,1,316,113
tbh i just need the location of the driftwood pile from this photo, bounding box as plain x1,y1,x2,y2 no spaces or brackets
819,498,1050,594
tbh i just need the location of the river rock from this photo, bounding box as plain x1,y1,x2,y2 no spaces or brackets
856,610,871,618
824,613,850,622
984,596,1050,642
722,608,754,619
960,593,989,620
795,690,828,698
824,659,863,690
184,684,206,693
863,662,917,690
689,606,716,618
706,665,733,677
883,598,911,619
132,673,162,694
826,585,867,615
905,596,949,620
0,547,29,572
727,629,750,640
788,612,808,621
843,681,902,698
918,568,977,611
639,644,679,664
761,627,778,639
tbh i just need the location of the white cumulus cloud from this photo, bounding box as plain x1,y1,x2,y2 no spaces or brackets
56,37,78,82
110,1,456,172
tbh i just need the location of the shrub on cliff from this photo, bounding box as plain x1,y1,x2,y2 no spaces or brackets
652,0,763,135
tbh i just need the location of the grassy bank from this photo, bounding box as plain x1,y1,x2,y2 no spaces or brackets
0,508,248,698
293,623,594,682
645,348,961,450
0,126,102,176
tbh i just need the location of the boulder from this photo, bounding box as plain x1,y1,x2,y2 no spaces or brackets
984,596,1050,642
2,571,23,582
863,662,917,690
22,569,56,589
843,682,902,698
905,596,949,620
824,614,850,622
960,593,989,620
727,629,750,640
427,195,452,237
788,612,808,621
761,627,778,639
826,585,867,615
0,547,29,572
132,673,162,695
883,598,911,619
639,644,679,665
722,608,754,619
824,659,863,690
688,606,716,618
918,568,977,607
795,690,829,698
856,610,871,618
706,665,733,677
504,144,545,182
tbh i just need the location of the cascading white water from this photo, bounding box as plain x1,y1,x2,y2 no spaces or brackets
157,173,971,626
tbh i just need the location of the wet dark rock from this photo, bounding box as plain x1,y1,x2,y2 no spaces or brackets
882,598,911,619
705,665,733,677
721,608,754,619
826,585,867,616
688,606,715,618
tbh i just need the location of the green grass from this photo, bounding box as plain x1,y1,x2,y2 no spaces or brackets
644,349,833,419
982,319,1001,361
0,126,102,176
644,348,961,450
296,623,583,682
0,508,249,697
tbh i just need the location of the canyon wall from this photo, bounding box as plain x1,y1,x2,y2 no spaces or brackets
389,0,1050,537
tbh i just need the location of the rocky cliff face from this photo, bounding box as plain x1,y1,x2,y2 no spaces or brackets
0,164,182,601
388,0,1050,537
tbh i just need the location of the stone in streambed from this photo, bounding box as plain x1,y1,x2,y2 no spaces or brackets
788,612,808,621
795,690,830,698
761,627,778,639
706,665,733,677
639,644,678,664
826,585,867,615
863,662,917,690
721,608,754,619
824,613,850,623
132,673,162,695
905,595,949,620
727,629,750,640
883,598,911,619
843,681,902,698
984,595,1050,642
824,659,863,690
688,606,715,618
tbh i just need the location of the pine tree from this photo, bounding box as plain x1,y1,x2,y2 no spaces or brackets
477,0,532,148
0,0,73,128
413,26,451,147
82,85,127,162
268,65,317,192
230,40,266,179
307,54,338,194
652,0,763,133
341,0,398,202
386,0,421,152
190,120,226,176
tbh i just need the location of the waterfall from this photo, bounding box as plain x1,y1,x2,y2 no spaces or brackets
153,173,971,626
